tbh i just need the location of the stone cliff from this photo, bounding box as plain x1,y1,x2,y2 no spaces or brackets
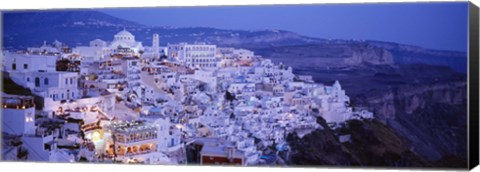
253,42,395,70
401,82,466,114
363,81,467,122
353,81,468,167
286,63,468,168
345,44,394,66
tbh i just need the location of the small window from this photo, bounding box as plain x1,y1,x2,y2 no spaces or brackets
44,78,49,85
12,63,16,70
35,77,40,87
24,64,28,69
26,77,30,82
65,78,68,85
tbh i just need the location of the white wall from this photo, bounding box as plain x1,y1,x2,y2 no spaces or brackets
1,107,35,135
22,136,51,161
4,52,57,72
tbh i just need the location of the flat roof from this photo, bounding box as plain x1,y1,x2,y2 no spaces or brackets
2,92,33,99
200,144,245,159
107,120,158,134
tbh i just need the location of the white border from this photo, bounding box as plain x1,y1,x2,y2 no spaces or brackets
0,0,479,172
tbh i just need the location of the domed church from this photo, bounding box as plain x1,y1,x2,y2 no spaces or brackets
109,28,144,56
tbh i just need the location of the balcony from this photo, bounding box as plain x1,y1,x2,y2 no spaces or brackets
2,95,35,109
109,144,157,157
122,136,157,144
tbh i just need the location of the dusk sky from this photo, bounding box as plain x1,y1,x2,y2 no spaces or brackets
101,2,469,52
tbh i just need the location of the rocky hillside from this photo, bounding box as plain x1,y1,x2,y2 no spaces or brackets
363,81,466,122
361,81,468,166
286,63,468,169
286,117,429,167
286,117,358,166
367,40,467,72
250,42,394,69
287,111,466,168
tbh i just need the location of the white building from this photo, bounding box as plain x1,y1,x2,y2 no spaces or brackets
232,49,254,61
168,43,217,68
151,33,160,58
4,51,81,102
104,119,182,163
109,29,144,56
72,40,110,62
1,94,36,135
121,57,142,94
26,40,64,54
9,71,80,101
141,108,182,151
141,33,168,61
104,120,160,163
3,52,57,73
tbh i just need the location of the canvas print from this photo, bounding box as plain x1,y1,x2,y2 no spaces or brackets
0,2,472,169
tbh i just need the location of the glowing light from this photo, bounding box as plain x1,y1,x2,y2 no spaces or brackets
91,131,102,142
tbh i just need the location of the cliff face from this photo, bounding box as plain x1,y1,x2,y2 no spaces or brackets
367,40,467,72
286,117,429,167
287,81,468,168
344,44,394,66
364,82,467,122
286,63,468,168
252,42,394,70
356,81,468,167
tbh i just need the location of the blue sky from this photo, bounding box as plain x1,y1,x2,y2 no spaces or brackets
101,2,468,52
